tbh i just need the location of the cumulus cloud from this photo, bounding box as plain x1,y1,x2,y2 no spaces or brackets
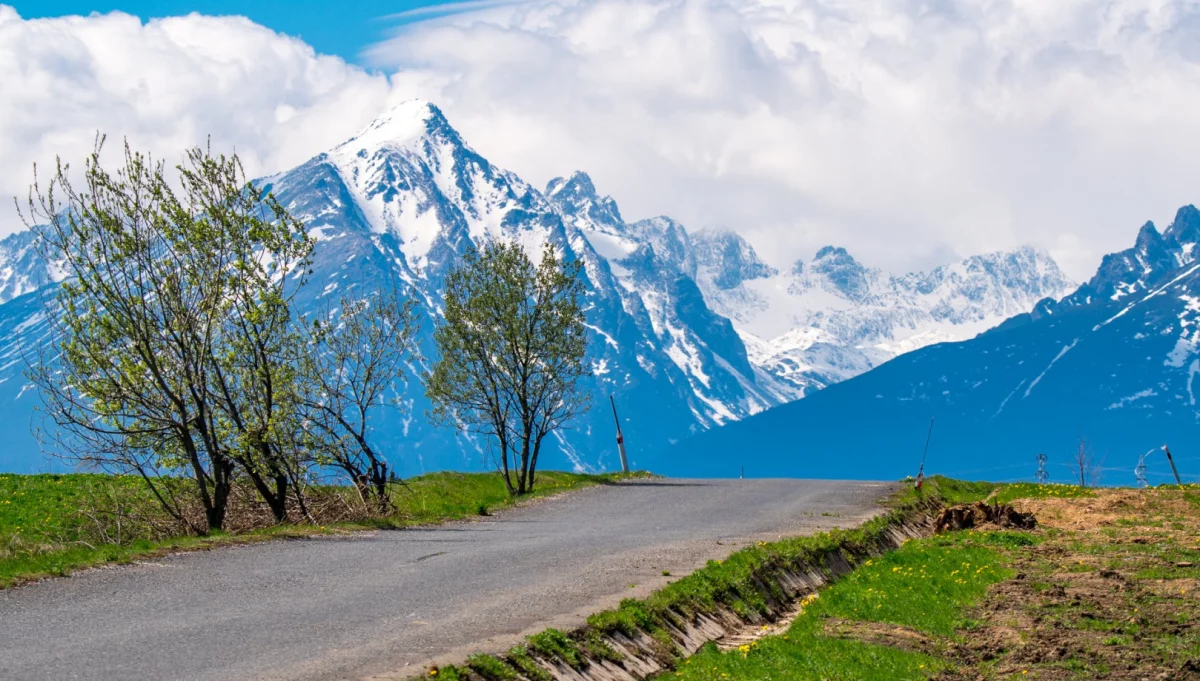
0,5,399,233
365,0,1200,279
4,1,1200,280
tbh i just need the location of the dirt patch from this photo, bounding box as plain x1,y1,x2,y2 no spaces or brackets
936,489,1200,681
934,502,1037,533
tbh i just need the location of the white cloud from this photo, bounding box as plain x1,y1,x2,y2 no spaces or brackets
4,1,1200,281
0,5,398,233
364,0,1200,279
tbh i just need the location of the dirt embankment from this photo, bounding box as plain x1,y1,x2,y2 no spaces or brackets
936,489,1200,681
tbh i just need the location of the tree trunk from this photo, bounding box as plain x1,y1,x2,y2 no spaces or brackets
498,433,517,496
208,459,233,532
372,461,391,512
528,435,544,494
244,465,289,523
517,438,531,495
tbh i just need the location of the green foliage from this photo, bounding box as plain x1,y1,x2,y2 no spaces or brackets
527,629,582,667
425,241,590,496
467,654,517,681
587,598,658,636
579,630,624,663
992,482,1095,505
0,470,645,588
22,138,315,531
299,284,420,508
505,646,553,681
667,533,1013,681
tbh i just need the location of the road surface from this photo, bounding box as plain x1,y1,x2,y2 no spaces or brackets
0,478,895,681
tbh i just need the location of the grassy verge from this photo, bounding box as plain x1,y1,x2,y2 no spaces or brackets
0,470,648,589
429,486,940,681
665,531,1021,681
431,478,1199,681
660,482,1200,681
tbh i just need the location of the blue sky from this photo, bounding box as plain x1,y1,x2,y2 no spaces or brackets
2,0,1198,278
9,1,465,62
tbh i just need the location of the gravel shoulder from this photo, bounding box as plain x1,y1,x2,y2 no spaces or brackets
0,478,895,681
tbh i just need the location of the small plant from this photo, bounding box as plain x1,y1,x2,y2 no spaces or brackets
466,654,516,681
527,629,581,667
661,569,671,576
506,646,553,681
477,503,490,517
580,630,624,663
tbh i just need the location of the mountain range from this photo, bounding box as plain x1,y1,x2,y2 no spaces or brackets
0,101,1071,475
657,206,1200,486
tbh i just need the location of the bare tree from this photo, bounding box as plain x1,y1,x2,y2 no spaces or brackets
300,283,420,509
425,241,590,495
1074,436,1103,488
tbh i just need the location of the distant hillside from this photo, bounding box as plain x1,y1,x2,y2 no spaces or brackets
652,206,1200,486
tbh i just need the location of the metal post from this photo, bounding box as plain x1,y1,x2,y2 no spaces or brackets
1163,445,1184,489
610,395,629,473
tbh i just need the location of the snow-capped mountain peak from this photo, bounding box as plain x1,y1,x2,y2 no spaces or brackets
693,241,1074,392
1060,204,1200,308
692,229,778,293
545,171,625,234
1162,204,1200,246
337,100,452,154
806,245,872,302
322,100,537,272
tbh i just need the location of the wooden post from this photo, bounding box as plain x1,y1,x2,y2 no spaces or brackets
915,418,934,489
610,395,629,473
1163,445,1184,489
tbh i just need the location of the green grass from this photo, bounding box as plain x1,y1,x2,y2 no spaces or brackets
0,473,160,540
991,482,1095,505
810,533,1012,636
665,532,1013,681
385,471,644,525
887,475,996,509
887,475,1097,509
0,470,647,588
588,512,909,634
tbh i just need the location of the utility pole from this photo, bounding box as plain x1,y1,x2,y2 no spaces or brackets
610,395,629,473
1163,445,1184,489
1036,453,1048,484
915,418,934,489
1135,451,1149,487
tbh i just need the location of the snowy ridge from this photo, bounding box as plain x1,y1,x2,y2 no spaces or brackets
658,203,1200,484
689,233,1074,391
0,230,62,305
0,100,1073,474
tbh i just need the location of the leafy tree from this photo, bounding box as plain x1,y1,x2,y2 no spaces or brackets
300,283,420,509
180,147,313,523
21,138,313,531
426,241,590,495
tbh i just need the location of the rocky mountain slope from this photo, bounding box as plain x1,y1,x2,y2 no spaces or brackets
0,101,1067,475
657,206,1200,484
692,236,1073,391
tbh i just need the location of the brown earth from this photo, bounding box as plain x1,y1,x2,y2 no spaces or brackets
934,488,1200,681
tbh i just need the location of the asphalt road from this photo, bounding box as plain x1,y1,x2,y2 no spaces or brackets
0,478,895,681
